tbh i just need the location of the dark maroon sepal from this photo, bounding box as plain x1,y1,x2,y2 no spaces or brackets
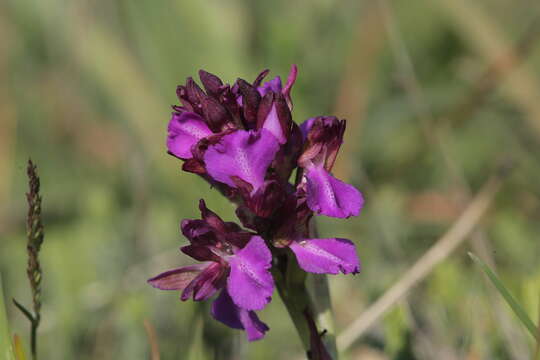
182,158,206,174
252,69,270,87
181,244,221,263
247,180,286,218
237,79,261,129
181,219,217,245
218,85,242,127
199,199,227,232
201,95,231,132
185,77,206,114
256,92,275,130
176,85,194,112
274,92,293,137
198,69,224,96
230,176,254,198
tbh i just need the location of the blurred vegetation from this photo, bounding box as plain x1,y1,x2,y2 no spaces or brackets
2,0,540,359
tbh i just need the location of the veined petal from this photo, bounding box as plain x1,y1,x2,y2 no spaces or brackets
167,112,212,159
305,166,363,218
211,289,269,341
192,262,227,301
289,238,360,274
147,263,207,290
204,129,279,191
227,236,274,311
181,262,225,301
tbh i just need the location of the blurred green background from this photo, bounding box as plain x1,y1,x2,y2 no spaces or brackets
2,0,540,359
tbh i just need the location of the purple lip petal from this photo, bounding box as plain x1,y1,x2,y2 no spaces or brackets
240,308,270,341
305,166,363,218
211,289,243,329
211,289,269,341
204,129,280,191
167,112,212,159
227,236,274,311
147,263,208,290
289,238,360,275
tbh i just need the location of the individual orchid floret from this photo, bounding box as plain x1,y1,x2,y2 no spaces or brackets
298,116,364,219
273,200,360,275
148,200,274,340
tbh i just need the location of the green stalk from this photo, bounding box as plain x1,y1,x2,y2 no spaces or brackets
305,274,337,356
274,251,337,359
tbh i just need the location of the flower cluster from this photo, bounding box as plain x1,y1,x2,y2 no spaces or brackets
149,66,364,341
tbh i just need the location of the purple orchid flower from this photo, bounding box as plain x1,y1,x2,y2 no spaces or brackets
152,66,365,346
298,116,364,218
148,200,273,340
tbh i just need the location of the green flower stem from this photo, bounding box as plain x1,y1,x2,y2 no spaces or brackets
306,273,337,356
274,251,338,359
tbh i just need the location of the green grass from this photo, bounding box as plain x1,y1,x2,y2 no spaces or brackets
0,275,16,360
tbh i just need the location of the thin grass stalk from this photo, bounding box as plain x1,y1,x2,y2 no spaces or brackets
13,159,45,360
534,293,540,360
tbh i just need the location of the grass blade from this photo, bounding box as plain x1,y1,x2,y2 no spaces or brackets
0,274,16,360
535,292,540,360
469,252,538,340
13,335,27,360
